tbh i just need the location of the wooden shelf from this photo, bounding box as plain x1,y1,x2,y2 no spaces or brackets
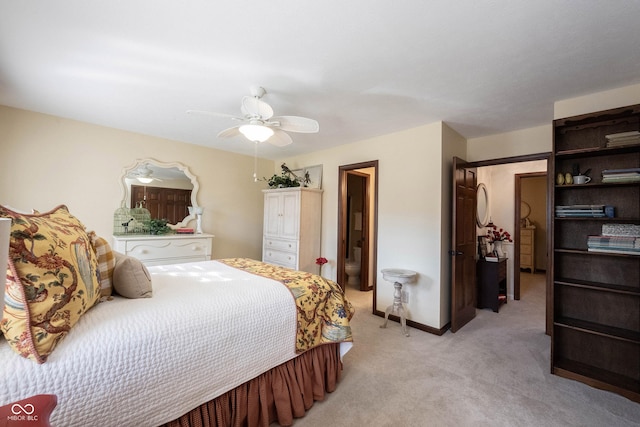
554,248,640,258
553,359,640,402
555,144,640,158
555,317,640,344
555,278,640,296
555,181,640,189
552,103,640,402
554,216,640,222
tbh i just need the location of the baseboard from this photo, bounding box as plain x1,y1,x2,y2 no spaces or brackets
374,310,449,335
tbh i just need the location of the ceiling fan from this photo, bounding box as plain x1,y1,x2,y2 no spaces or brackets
129,165,162,184
186,86,319,146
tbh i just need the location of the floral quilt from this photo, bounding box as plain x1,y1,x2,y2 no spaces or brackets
219,258,354,353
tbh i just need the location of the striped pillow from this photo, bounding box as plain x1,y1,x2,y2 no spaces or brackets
89,233,116,297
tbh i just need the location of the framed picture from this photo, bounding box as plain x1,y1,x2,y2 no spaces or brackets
291,168,304,184
478,236,488,258
302,164,323,189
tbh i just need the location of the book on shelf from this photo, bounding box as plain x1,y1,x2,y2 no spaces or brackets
605,131,640,140
605,131,640,147
176,228,195,234
587,247,640,255
602,224,640,237
588,235,640,248
555,204,606,218
484,256,499,262
601,168,640,183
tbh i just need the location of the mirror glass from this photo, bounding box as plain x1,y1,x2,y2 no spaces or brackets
476,183,489,227
120,159,200,228
521,201,531,219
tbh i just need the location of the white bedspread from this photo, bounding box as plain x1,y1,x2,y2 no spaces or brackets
0,260,312,426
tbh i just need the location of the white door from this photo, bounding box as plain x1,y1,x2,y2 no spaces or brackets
280,191,300,240
263,192,281,238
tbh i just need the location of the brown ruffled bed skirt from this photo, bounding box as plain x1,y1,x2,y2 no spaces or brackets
161,343,342,427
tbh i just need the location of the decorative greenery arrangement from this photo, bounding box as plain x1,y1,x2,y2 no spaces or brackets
264,163,301,188
145,218,172,235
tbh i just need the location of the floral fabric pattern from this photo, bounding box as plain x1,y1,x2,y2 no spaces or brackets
0,205,101,363
219,258,354,353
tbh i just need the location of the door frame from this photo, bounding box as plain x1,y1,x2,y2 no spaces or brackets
464,152,552,335
337,161,378,309
345,170,371,291
513,171,547,299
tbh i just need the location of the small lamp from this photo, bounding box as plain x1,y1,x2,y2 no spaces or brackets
188,206,204,234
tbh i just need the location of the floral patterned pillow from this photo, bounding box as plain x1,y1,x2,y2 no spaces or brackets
1,205,101,363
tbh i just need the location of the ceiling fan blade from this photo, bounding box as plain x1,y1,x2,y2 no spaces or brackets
267,129,293,147
186,109,241,120
241,96,273,120
217,126,241,138
270,116,319,133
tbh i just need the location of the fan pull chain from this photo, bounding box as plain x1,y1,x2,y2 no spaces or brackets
253,141,258,182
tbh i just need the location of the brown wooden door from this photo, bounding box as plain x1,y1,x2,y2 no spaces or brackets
450,157,478,332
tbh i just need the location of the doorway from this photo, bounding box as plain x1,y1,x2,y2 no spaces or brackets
514,172,548,299
337,161,378,309
452,153,552,334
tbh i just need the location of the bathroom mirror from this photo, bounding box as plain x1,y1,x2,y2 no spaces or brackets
119,158,200,229
476,183,489,227
521,201,531,219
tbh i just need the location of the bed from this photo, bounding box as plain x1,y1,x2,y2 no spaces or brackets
0,258,353,426
0,206,353,427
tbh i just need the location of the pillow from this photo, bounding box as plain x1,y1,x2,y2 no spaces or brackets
88,232,116,297
112,252,152,299
0,204,101,363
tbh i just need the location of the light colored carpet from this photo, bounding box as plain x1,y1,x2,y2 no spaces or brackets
292,273,640,426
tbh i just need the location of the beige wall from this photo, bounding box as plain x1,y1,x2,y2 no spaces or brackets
554,82,640,119
0,106,274,260
280,121,455,329
467,124,551,162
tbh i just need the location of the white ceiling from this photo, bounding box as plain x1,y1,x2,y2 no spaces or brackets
2,1,640,160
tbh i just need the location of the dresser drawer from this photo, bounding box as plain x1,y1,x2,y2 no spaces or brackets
123,238,212,261
520,244,532,255
264,237,297,253
263,249,297,269
521,254,532,266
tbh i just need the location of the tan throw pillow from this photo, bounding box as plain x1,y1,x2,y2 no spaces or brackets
112,252,152,299
0,204,101,363
88,233,116,297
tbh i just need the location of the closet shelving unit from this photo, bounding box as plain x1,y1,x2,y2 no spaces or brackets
551,104,640,403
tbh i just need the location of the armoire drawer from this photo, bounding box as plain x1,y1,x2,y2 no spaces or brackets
264,237,297,253
263,249,297,269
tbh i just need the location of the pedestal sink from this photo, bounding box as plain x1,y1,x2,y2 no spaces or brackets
380,268,417,336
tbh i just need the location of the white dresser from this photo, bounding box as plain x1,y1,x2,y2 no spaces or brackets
520,227,535,273
262,188,322,273
112,234,214,267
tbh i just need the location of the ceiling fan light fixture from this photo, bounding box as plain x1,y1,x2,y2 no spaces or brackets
137,176,154,184
239,124,274,142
